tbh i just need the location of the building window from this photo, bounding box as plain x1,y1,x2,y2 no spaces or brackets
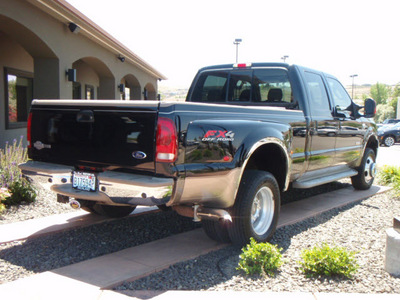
4,68,33,129
85,84,94,100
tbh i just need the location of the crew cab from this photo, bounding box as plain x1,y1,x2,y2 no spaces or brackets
19,63,378,245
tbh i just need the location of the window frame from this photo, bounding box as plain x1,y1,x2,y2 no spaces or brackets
4,67,34,130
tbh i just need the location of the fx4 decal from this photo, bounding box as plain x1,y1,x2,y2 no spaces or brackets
202,130,235,142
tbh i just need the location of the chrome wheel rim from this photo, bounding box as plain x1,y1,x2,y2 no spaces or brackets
364,153,376,183
251,186,274,236
385,136,395,147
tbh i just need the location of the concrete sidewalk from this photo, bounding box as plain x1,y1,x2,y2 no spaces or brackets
0,206,158,244
0,185,394,299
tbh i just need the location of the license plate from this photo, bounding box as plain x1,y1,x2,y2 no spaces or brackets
72,172,96,192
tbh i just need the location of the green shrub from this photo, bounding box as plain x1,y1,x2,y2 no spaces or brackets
378,166,400,196
237,237,284,276
299,243,358,278
0,188,11,214
0,137,37,206
3,180,36,206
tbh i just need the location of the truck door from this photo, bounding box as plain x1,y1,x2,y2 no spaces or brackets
326,77,365,166
303,71,338,171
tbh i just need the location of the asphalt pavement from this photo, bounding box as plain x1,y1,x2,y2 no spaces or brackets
377,144,400,167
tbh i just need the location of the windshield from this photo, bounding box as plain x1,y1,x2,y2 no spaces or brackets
190,68,294,107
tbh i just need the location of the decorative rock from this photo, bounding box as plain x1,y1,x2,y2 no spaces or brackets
385,227,400,276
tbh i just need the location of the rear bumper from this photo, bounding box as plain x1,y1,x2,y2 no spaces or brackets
19,161,173,206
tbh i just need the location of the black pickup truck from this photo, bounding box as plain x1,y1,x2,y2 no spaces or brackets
19,62,378,245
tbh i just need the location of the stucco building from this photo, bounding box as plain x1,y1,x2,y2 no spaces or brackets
0,0,166,147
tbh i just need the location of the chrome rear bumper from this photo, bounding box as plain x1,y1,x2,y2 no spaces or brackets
19,161,173,206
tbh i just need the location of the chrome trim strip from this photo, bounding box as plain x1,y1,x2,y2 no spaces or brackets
19,161,173,206
293,169,358,189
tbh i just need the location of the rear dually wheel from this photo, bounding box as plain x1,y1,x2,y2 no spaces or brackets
228,170,280,246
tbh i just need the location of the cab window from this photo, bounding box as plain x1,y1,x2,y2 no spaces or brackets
191,71,229,102
327,77,352,111
190,67,294,107
304,72,331,117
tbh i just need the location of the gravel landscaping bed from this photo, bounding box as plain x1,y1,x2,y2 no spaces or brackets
0,185,75,225
115,191,400,294
2,179,399,294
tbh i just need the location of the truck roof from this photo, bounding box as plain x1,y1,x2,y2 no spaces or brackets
196,62,337,81
197,62,291,72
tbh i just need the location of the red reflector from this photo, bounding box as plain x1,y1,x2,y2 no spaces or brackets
156,117,178,163
27,112,32,148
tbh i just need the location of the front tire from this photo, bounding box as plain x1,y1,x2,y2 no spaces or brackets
228,170,280,246
351,148,376,190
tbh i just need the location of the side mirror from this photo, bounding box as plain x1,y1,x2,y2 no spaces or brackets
334,105,350,119
364,98,376,118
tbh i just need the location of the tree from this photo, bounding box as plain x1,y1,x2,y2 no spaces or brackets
375,103,395,123
370,83,391,105
390,83,400,115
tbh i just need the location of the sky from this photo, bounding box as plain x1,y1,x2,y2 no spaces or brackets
66,0,400,89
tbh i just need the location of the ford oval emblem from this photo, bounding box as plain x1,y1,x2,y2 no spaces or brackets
132,151,147,159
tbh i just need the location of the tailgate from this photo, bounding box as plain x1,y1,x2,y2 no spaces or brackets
29,100,159,173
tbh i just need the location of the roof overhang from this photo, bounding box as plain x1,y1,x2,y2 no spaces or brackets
26,0,167,80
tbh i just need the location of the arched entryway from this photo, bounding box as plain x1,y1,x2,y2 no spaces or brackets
120,74,141,100
144,83,157,100
0,15,58,136
72,56,115,99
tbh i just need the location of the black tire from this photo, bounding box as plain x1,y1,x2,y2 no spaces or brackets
157,204,172,211
384,136,395,147
92,204,136,218
228,170,280,246
351,148,376,190
201,219,231,243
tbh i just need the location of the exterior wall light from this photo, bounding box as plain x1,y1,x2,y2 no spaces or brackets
68,22,80,34
117,55,125,62
66,68,76,82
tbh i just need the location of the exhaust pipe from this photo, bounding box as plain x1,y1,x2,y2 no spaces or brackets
69,198,81,209
195,206,232,222
173,205,232,222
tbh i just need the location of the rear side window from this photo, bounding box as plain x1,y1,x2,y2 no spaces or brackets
190,68,293,107
191,71,229,102
253,69,292,103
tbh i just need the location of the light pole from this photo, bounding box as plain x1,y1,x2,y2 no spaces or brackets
350,74,358,99
281,55,289,62
233,39,242,63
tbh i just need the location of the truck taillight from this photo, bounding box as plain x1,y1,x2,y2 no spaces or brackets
156,117,178,163
27,112,32,148
233,63,252,68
